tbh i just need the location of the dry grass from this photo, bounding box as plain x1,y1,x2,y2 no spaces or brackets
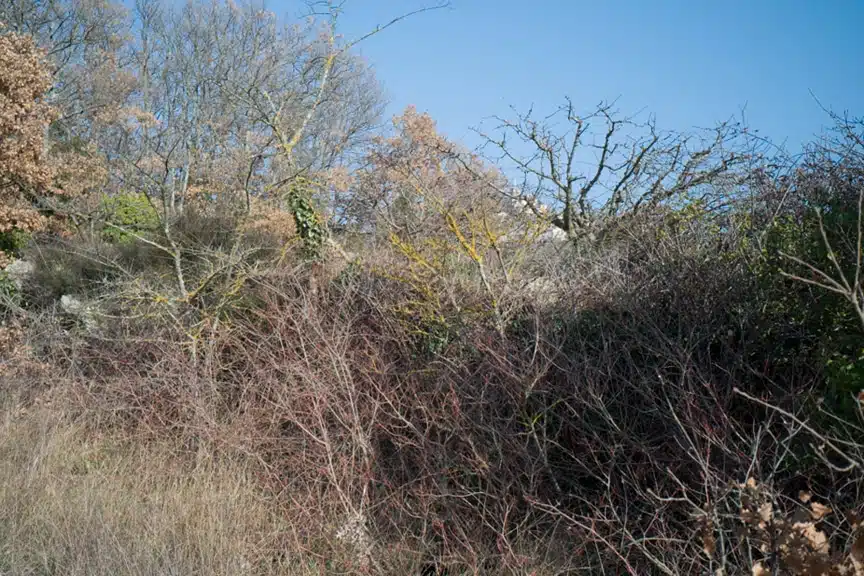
0,392,308,576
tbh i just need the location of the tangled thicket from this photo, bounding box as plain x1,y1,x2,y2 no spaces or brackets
2,1,864,575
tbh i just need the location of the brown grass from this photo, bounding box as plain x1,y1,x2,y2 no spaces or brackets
0,391,306,576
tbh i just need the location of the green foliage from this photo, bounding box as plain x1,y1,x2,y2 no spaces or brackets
755,193,864,418
825,345,864,400
413,314,452,357
287,181,326,260
0,270,19,306
99,193,159,243
665,198,717,232
0,229,31,256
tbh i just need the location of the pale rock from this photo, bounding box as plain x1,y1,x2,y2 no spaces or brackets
4,259,33,289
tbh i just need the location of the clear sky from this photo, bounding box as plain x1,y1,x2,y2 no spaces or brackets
279,0,863,153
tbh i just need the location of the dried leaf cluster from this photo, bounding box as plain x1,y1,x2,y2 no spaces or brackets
738,478,864,576
0,30,55,232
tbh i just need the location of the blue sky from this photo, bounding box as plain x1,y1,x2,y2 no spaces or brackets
278,0,863,153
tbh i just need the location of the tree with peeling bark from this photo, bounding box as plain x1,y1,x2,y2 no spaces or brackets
476,98,747,243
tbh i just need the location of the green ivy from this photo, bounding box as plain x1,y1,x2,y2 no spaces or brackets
287,181,326,260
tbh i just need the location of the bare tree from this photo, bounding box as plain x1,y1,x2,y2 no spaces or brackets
43,0,393,296
477,98,746,242
1,0,443,302
0,0,130,127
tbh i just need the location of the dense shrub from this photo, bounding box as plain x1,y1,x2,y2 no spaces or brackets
98,193,160,243
5,122,862,573
2,3,863,570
